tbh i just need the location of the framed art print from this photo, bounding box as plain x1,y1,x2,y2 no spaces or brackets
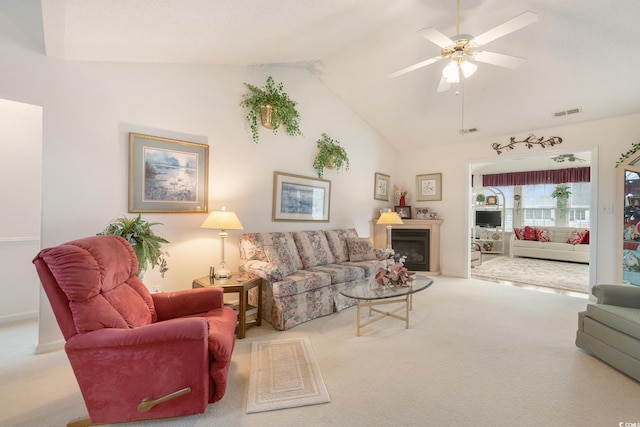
415,173,442,201
129,133,209,213
374,172,390,201
395,205,411,219
273,171,331,222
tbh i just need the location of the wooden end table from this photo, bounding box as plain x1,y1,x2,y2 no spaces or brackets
192,273,262,339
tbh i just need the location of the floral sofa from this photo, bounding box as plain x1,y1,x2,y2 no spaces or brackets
238,229,386,330
510,225,589,263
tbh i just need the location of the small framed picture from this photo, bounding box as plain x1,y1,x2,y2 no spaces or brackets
416,173,442,201
426,212,437,219
374,172,390,201
395,206,411,219
414,207,430,219
486,196,498,205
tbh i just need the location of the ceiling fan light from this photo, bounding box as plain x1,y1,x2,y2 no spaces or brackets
442,61,460,83
460,60,477,78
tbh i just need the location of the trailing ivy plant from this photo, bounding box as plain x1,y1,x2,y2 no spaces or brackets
616,141,640,167
239,76,303,143
100,214,170,277
313,133,349,179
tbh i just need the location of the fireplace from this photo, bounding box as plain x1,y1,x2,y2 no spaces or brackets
372,218,443,275
391,229,429,271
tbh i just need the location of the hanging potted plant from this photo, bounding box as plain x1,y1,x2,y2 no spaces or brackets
239,76,303,143
100,214,170,278
551,184,572,216
312,133,350,178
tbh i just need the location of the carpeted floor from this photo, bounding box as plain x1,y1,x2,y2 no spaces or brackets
471,255,589,293
4,276,640,427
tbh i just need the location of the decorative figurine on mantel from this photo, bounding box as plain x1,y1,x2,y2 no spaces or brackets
394,185,409,206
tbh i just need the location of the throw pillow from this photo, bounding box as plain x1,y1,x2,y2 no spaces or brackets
513,227,525,240
536,227,550,242
345,237,377,261
580,229,590,244
567,230,583,245
524,226,537,241
263,245,296,281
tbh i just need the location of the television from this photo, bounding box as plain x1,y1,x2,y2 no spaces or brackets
475,210,501,228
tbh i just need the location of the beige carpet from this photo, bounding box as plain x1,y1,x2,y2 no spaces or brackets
471,255,589,293
4,276,640,427
247,337,330,413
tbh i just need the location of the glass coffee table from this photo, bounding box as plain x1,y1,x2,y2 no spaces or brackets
339,275,433,336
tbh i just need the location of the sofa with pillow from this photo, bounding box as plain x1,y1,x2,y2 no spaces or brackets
238,229,386,330
510,225,589,263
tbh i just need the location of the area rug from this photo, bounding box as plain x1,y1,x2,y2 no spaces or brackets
471,256,589,293
246,337,330,413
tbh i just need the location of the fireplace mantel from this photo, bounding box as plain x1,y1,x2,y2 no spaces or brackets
371,219,444,275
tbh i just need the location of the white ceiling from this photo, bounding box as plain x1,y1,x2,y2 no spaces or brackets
27,1,640,156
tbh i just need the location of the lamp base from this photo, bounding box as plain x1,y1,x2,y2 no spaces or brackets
214,268,232,279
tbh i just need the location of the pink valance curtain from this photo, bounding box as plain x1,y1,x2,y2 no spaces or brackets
482,167,590,187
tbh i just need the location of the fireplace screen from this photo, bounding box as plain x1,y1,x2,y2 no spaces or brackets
391,229,430,271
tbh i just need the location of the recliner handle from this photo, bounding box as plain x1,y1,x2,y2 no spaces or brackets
137,387,191,413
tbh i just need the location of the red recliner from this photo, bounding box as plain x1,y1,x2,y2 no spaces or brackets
33,235,237,425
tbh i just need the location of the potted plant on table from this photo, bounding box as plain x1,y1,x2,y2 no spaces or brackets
313,133,350,178
239,76,303,143
100,214,169,278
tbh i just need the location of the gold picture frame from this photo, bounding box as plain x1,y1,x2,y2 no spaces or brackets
374,172,390,201
486,196,498,205
272,171,331,222
129,133,209,213
415,173,442,201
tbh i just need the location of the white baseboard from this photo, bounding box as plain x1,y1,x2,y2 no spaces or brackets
0,311,37,324
36,340,64,354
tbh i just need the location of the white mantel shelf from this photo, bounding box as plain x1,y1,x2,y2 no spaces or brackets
371,219,444,276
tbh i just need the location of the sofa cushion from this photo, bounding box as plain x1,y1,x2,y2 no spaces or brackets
293,231,334,268
541,241,574,251
524,226,537,240
324,229,358,262
263,245,297,281
307,263,365,284
512,239,543,249
342,259,387,277
239,232,303,271
567,229,584,244
581,229,590,244
513,227,525,240
345,237,376,261
271,269,331,298
536,227,550,242
586,303,640,341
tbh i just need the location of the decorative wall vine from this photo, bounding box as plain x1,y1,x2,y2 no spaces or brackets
491,134,563,155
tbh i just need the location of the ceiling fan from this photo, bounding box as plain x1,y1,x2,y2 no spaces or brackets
389,0,537,92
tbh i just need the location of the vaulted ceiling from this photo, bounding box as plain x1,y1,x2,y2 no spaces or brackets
13,1,640,154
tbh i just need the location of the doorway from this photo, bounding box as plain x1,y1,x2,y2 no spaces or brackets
469,148,595,295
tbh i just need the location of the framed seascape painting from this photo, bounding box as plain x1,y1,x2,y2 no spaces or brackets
415,173,442,201
273,171,331,222
129,133,209,213
374,172,390,201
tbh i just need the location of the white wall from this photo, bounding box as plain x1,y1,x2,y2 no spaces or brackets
0,19,398,350
396,113,640,286
0,98,42,322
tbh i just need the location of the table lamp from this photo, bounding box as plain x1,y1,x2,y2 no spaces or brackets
201,207,244,279
376,211,404,250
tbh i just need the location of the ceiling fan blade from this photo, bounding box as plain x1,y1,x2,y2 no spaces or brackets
417,27,454,48
436,74,451,93
473,51,525,69
472,11,538,46
388,56,442,78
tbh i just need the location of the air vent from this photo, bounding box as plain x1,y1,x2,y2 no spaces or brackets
552,107,582,118
459,127,479,135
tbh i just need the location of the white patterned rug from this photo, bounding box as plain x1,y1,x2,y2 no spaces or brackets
246,337,330,413
471,256,589,293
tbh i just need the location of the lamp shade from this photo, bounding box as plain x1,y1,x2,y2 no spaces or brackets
201,209,244,230
377,211,404,225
